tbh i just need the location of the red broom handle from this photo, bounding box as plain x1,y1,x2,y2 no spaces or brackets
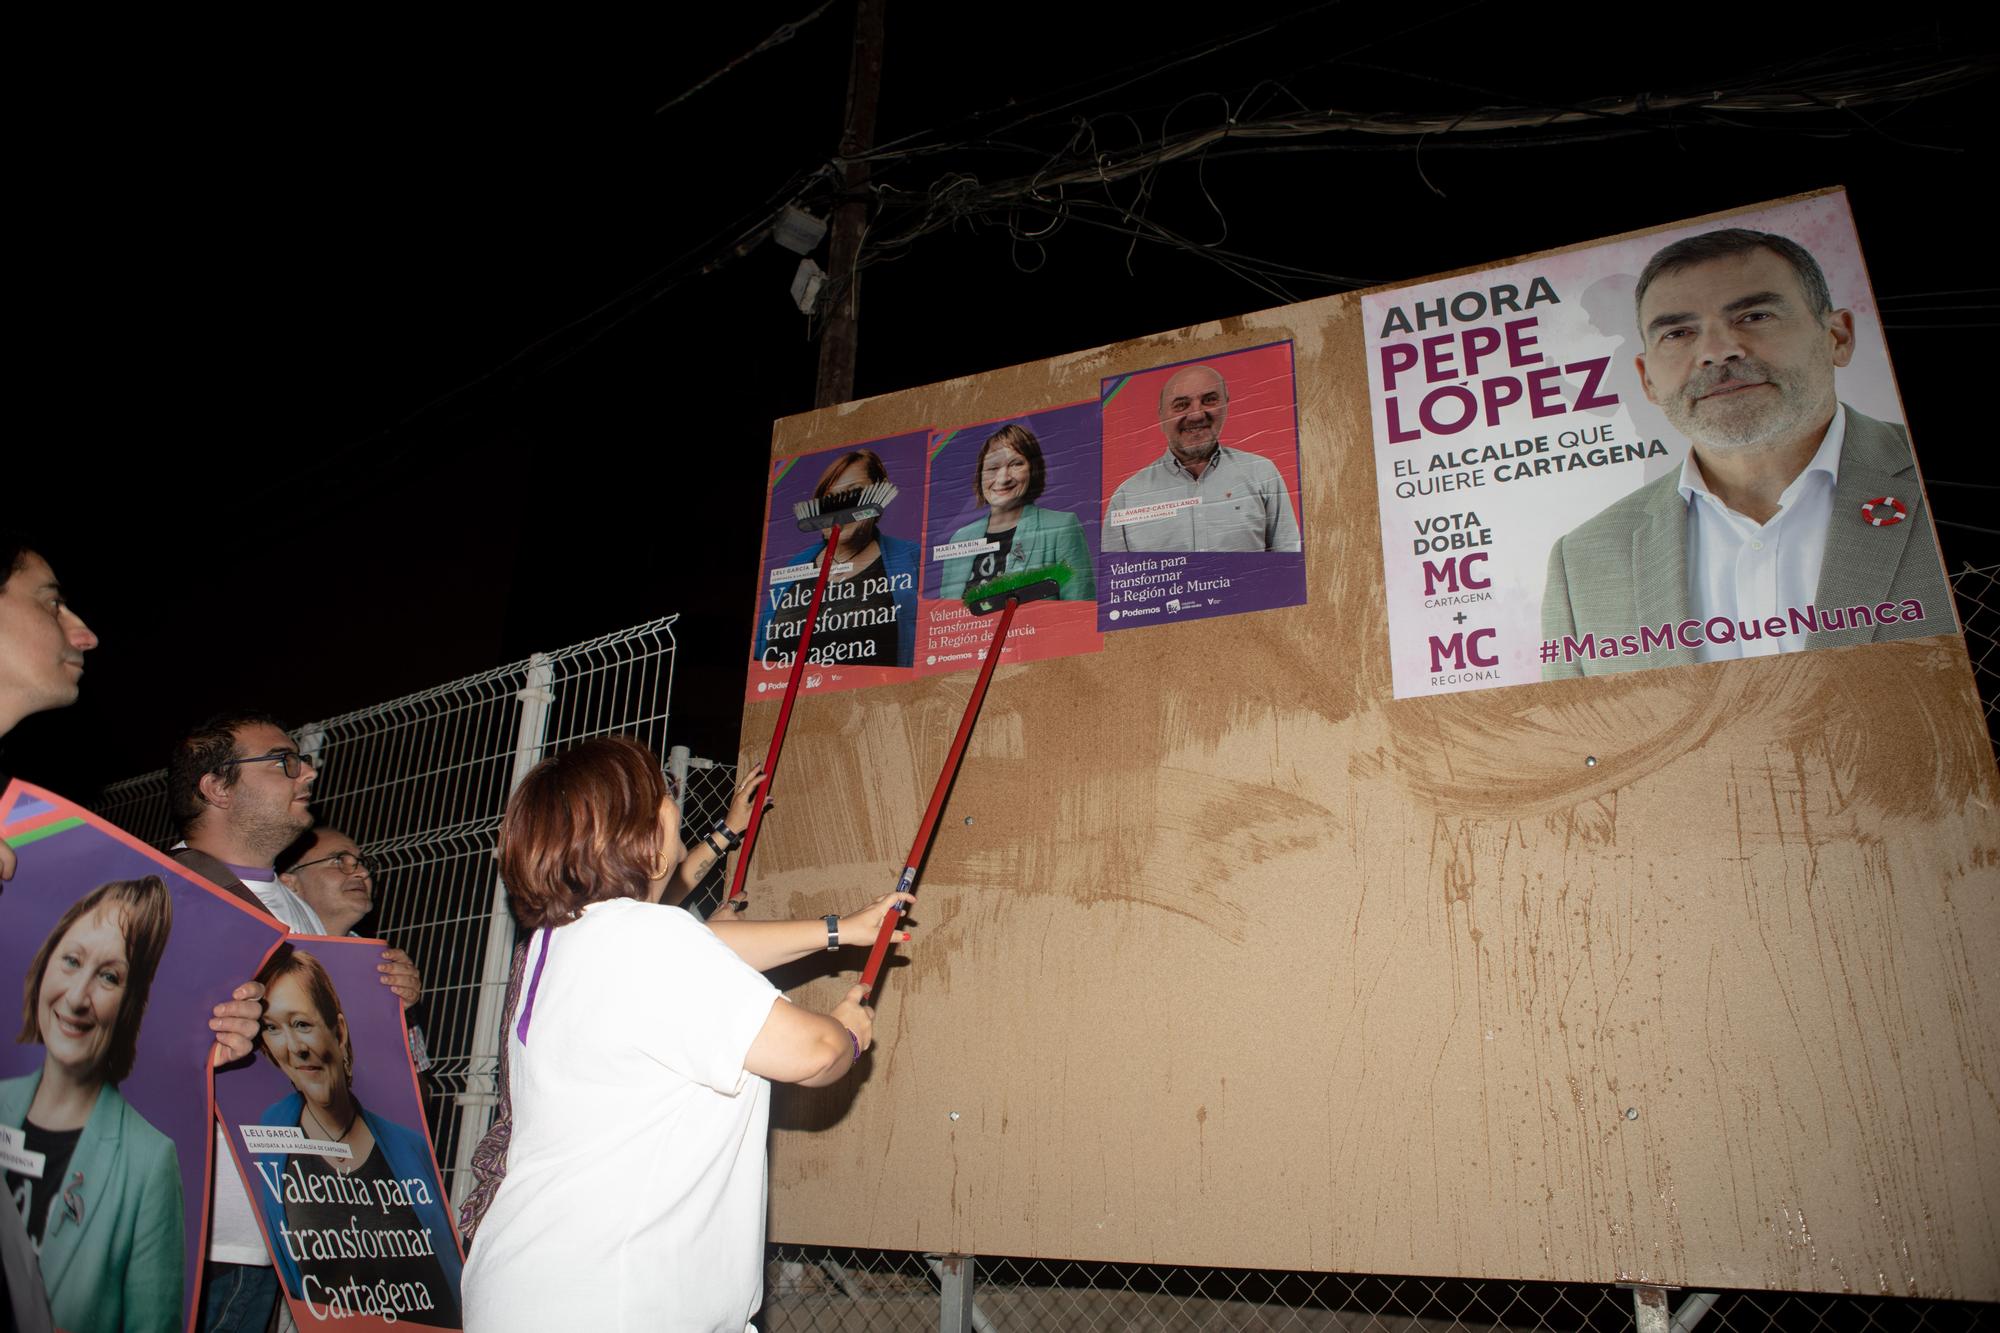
859,596,1019,993
728,522,841,904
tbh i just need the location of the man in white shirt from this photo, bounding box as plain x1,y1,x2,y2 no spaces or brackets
166,712,329,1333
1542,228,1953,679
1105,363,1303,553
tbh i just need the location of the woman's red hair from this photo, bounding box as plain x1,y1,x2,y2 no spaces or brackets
499,736,674,930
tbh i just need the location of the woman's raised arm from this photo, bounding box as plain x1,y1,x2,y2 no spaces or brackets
709,891,912,972
743,985,876,1088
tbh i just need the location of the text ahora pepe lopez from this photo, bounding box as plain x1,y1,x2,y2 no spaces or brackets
1375,277,1618,440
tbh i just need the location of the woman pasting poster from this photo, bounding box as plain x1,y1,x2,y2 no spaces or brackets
215,936,462,1332
920,402,1104,675
1363,189,1952,698
746,430,931,701
1,780,284,1333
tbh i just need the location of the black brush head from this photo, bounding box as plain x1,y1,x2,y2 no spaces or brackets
794,481,899,532
963,562,1071,616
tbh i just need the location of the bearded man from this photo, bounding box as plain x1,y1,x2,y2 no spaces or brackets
1104,363,1302,553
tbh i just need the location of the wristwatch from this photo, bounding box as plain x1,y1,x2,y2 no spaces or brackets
824,914,840,951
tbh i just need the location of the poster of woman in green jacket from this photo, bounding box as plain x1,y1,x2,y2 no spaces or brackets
2,875,182,1333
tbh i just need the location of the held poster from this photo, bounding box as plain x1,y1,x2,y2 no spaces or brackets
1098,340,1307,630
920,401,1104,674
1365,190,1953,698
747,430,931,702
215,936,463,1332
1,780,284,1333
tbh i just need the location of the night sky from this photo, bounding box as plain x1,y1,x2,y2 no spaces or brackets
8,5,1995,797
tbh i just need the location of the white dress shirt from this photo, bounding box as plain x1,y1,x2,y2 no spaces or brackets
1679,408,1845,662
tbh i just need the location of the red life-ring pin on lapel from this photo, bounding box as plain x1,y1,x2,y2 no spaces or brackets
1860,496,1907,527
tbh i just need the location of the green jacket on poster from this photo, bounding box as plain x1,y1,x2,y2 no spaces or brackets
937,503,1097,602
0,1069,184,1333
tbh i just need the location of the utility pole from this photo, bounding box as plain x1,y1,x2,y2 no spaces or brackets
813,0,885,409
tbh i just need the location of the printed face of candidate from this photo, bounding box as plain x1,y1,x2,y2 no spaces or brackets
1157,365,1230,468
224,722,318,852
261,971,348,1109
38,903,128,1085
283,829,374,934
0,552,98,728
1636,247,1854,458
979,445,1031,514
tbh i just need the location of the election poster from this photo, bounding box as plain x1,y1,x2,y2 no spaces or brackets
1098,340,1307,631
747,430,931,701
1365,190,1954,698
920,402,1105,674
215,935,462,1332
1,780,284,1333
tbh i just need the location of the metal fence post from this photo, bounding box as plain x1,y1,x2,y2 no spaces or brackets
937,1254,975,1333
667,744,691,807
296,723,326,772
448,651,555,1207
1632,1284,1671,1333
1672,1291,1721,1331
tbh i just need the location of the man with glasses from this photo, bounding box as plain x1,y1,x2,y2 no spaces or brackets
167,713,323,927
278,831,376,935
276,828,433,1134
167,712,332,1333
277,829,422,1004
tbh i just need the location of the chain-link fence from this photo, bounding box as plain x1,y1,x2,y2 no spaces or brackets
89,571,2000,1329
758,1245,1996,1331
1951,564,2000,759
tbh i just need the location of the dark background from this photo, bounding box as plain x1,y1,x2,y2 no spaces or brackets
8,4,1995,796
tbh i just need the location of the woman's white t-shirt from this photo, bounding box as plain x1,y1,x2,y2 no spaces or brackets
461,898,782,1332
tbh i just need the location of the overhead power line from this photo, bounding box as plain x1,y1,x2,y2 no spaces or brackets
846,47,1992,295
273,40,1995,490
654,1,840,116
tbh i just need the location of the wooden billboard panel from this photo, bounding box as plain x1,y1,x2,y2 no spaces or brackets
739,202,2000,1298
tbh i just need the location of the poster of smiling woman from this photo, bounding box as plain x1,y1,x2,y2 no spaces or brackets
1,779,284,1333
215,936,462,1332
920,402,1105,674
746,430,932,701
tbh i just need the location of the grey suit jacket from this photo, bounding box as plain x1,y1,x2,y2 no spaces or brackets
1541,406,1954,679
